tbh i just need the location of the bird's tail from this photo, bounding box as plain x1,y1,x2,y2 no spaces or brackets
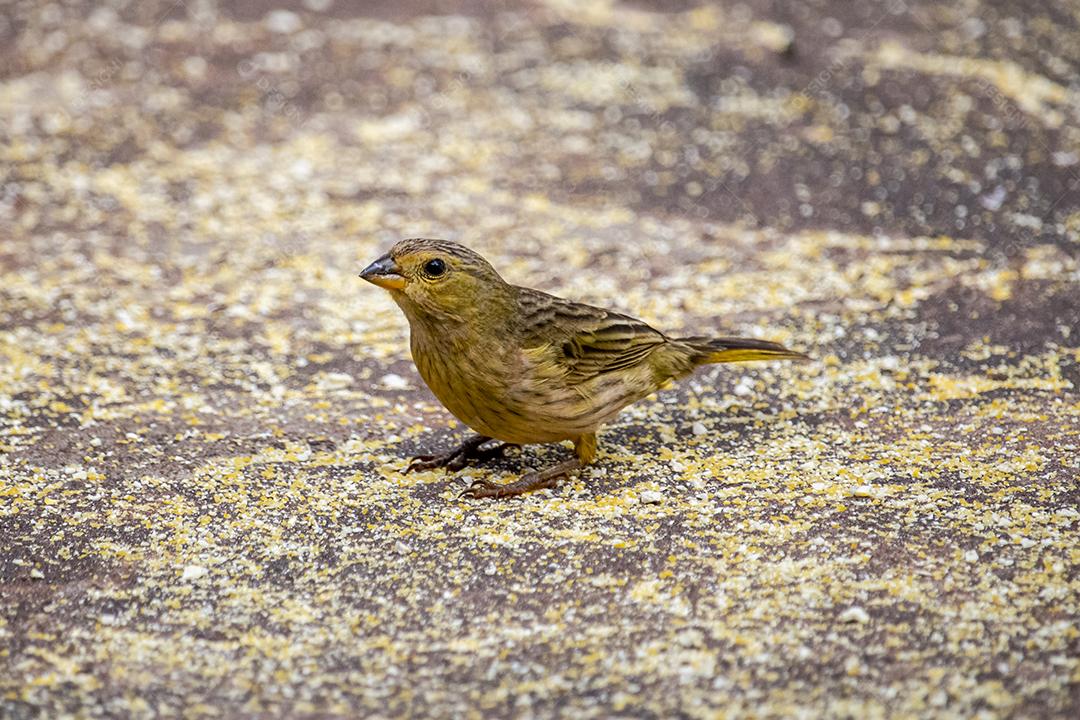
681,336,810,365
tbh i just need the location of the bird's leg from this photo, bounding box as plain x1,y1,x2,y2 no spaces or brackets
460,433,597,500
405,434,516,474
460,459,579,499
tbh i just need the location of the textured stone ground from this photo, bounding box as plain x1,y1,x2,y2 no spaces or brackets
1,0,1078,717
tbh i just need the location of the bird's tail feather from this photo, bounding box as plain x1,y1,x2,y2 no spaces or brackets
682,336,809,365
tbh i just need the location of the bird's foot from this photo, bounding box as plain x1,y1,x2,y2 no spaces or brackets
459,459,580,500
405,435,517,474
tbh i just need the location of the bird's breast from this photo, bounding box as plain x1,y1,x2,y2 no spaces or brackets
410,330,550,443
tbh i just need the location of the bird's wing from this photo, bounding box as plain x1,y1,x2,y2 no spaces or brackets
516,287,668,385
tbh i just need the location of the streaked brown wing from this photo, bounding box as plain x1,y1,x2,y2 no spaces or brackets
517,287,667,384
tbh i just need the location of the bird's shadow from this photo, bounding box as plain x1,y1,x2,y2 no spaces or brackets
395,431,566,472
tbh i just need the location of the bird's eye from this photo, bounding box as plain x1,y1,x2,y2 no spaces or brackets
423,258,447,277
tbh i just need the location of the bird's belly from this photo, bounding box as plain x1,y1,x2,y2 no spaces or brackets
413,346,645,444
425,371,573,444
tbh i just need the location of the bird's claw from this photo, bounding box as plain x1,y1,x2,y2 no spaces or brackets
405,451,465,474
458,478,505,499
404,454,435,474
457,469,562,500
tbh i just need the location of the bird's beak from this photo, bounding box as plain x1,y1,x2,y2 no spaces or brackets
359,253,406,290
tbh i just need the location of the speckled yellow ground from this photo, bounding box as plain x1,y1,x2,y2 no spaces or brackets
1,1,1078,718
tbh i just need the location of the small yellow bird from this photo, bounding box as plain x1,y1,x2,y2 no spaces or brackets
361,239,808,499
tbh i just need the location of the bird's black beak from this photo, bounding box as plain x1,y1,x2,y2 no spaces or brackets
360,253,406,290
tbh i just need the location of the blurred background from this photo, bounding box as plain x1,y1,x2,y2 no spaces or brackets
3,4,1078,226
2,0,1077,356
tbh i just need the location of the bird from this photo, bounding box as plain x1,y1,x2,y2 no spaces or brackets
360,238,808,499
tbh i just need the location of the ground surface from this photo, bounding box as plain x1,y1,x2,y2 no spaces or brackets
1,0,1079,717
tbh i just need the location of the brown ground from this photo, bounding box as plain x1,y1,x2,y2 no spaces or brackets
1,0,1078,718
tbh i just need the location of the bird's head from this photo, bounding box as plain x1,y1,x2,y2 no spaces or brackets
360,239,511,323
